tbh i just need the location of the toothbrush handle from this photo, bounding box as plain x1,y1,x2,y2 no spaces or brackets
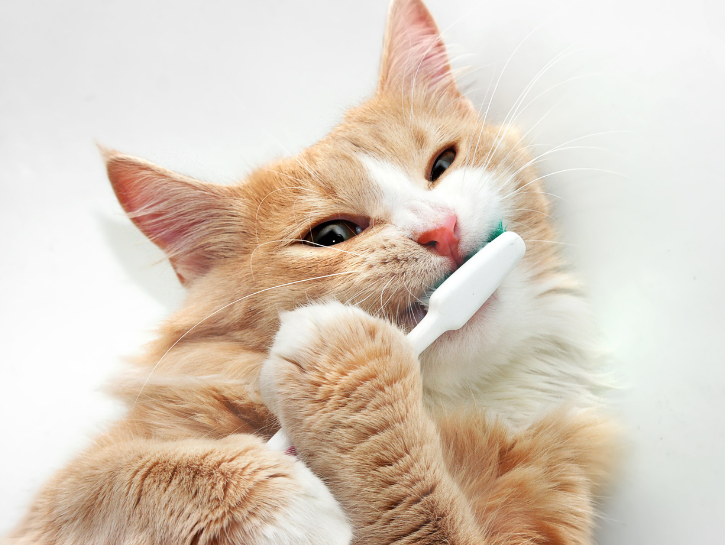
267,428,293,452
407,311,446,356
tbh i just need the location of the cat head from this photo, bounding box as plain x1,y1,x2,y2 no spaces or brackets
106,0,570,395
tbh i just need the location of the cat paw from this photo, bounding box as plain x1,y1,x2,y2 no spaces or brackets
259,302,371,417
248,455,352,545
259,301,420,451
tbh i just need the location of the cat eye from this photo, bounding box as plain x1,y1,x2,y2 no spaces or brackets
304,220,363,246
428,147,456,182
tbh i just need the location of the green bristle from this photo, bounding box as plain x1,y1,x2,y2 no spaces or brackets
454,220,508,273
488,219,507,243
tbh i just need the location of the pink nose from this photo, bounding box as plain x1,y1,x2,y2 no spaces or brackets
416,215,463,267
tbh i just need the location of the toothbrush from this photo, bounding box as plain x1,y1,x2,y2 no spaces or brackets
407,231,525,354
267,231,526,452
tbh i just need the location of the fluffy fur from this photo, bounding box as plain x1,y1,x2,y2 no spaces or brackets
7,0,618,543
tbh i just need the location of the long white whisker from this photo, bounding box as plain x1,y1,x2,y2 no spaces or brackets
524,239,575,246
465,17,560,171
532,129,633,149
295,154,325,184
498,145,615,192
401,276,426,306
133,271,360,407
508,72,612,131
511,207,554,219
381,280,399,317
540,191,567,202
378,276,395,319
347,287,378,308
481,46,576,173
502,167,629,201
496,97,565,168
498,129,631,193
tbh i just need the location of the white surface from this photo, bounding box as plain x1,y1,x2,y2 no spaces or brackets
1,0,724,542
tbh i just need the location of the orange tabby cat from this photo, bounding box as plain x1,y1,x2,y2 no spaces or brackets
7,0,617,543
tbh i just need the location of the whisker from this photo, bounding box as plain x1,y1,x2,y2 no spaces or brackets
381,280,399,315
501,167,629,201
465,17,563,172
541,191,567,202
496,129,631,194
495,97,565,167
508,72,613,131
401,277,426,306
524,239,575,246
481,45,576,173
498,145,617,193
511,208,553,219
295,154,325,184
378,276,395,319
254,184,316,244
347,287,377,308
133,271,360,407
534,129,633,148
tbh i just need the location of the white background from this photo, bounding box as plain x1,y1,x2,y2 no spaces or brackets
1,0,724,542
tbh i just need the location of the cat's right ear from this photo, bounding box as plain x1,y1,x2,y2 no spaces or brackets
103,148,242,285
378,0,472,110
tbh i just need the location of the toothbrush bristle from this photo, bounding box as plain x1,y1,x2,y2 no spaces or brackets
487,220,507,243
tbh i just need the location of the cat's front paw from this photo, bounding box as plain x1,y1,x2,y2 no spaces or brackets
247,455,352,545
259,301,421,455
260,302,378,417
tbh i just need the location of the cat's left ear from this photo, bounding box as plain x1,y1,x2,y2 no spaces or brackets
103,149,245,285
378,0,473,110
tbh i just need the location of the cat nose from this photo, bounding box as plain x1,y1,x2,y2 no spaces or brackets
415,215,463,267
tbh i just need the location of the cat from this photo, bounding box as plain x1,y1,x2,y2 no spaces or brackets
7,0,618,543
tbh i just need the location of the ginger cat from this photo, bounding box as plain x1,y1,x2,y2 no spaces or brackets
8,0,617,543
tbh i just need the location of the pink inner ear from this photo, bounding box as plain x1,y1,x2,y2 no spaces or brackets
382,0,454,90
122,189,206,256
109,160,183,250
106,152,229,285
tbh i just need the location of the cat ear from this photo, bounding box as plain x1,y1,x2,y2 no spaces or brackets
104,149,241,285
378,0,469,105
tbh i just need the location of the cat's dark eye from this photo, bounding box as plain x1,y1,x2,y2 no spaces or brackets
304,220,363,247
428,147,456,182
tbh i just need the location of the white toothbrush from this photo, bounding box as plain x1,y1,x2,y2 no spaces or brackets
407,231,526,354
267,231,526,452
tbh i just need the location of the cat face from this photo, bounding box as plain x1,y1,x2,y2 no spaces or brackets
106,0,562,394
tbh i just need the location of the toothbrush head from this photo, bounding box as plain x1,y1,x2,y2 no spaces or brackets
487,219,507,243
